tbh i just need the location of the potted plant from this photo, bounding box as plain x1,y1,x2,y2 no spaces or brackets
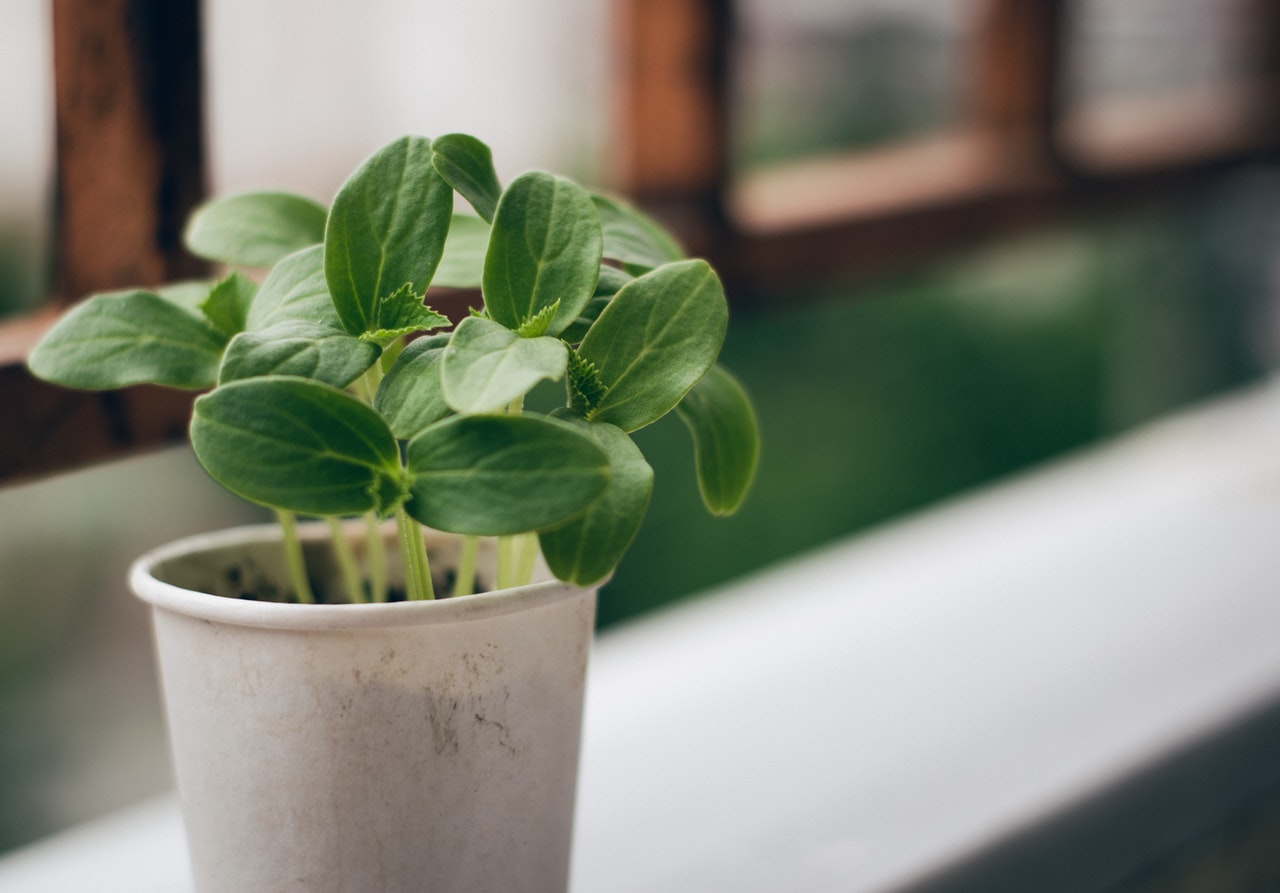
27,133,759,892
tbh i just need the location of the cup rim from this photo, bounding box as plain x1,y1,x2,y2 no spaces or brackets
129,523,595,631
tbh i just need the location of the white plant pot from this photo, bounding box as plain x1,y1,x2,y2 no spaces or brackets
129,523,597,893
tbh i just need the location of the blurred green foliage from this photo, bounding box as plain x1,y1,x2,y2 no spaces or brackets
0,223,44,319
594,174,1279,627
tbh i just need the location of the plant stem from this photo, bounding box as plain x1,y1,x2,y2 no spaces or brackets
326,517,366,604
396,505,435,601
514,532,539,588
276,510,315,604
362,364,384,401
454,535,480,597
352,372,373,403
490,399,526,591
496,535,515,591
364,512,388,603
380,336,405,372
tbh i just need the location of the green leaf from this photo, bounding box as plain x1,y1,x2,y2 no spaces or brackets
431,133,502,223
404,414,609,536
539,417,653,585
155,280,217,315
483,171,601,337
184,191,327,268
325,135,453,336
199,272,257,336
576,259,728,432
592,194,684,273
28,290,227,390
433,214,490,288
218,321,381,389
558,266,634,343
191,376,405,517
676,365,760,515
559,294,611,345
246,245,341,331
441,316,568,414
595,265,634,297
361,282,451,344
374,333,452,438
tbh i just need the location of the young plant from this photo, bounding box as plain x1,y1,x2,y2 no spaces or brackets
28,134,760,602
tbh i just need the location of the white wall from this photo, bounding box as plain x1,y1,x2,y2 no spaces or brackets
204,0,611,199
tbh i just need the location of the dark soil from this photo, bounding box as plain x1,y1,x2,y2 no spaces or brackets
221,564,485,604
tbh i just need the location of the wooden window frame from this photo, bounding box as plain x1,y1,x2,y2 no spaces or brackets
3,0,1279,484
1,0,206,484
615,0,1280,298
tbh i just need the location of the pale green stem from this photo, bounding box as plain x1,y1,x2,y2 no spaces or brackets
326,517,366,604
396,505,435,601
496,535,516,591
514,532,539,588
380,335,406,373
351,372,373,403
453,535,480,597
276,510,315,604
493,398,526,592
488,396,529,591
364,512,388,603
362,363,384,400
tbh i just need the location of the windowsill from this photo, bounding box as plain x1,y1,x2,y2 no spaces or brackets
730,130,1018,234
1060,79,1279,175
5,377,1280,891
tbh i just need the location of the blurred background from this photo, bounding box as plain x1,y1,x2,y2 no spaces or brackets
3,0,1280,857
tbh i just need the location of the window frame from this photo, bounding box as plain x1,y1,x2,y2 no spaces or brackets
2,0,1278,483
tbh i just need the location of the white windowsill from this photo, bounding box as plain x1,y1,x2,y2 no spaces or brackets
4,377,1280,892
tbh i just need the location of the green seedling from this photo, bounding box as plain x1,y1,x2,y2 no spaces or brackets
29,134,760,602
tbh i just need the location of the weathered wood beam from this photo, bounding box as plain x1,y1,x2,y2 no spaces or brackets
972,0,1066,179
0,0,205,484
52,0,207,301
611,0,733,253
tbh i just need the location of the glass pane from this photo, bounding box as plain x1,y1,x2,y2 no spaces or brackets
0,1,53,320
1063,0,1267,164
1066,0,1261,107
205,0,609,198
732,0,976,170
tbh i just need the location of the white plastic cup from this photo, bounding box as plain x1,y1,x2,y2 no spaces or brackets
130,524,596,893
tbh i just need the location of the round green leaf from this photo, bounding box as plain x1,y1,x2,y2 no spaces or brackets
404,414,610,535
374,333,452,438
155,280,217,315
441,316,568,414
199,272,257,336
577,259,728,432
483,171,602,337
184,191,327,268
592,193,684,273
246,245,341,331
191,376,405,517
595,265,635,297
676,365,760,515
539,417,653,586
218,321,381,389
431,134,502,223
28,290,227,390
325,136,453,336
433,214,490,288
